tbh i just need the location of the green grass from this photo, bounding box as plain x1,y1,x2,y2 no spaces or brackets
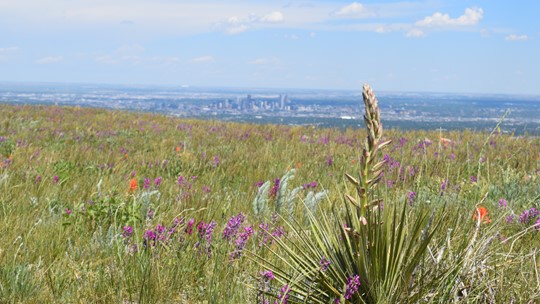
0,103,539,303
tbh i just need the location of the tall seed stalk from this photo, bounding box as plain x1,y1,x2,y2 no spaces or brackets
345,84,391,221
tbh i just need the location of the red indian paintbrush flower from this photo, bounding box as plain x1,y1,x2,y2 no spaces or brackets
474,206,491,223
129,178,138,192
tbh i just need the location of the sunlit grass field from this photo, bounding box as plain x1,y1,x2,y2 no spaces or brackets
0,103,539,303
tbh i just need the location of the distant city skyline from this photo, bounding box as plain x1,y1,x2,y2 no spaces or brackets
1,1,539,95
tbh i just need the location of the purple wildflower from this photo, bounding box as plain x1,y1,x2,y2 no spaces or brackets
53,175,59,184
506,214,514,223
407,191,416,206
326,156,334,166
498,198,508,208
470,175,477,184
153,177,162,187
213,155,220,166
271,226,286,239
440,179,448,195
223,213,246,241
255,180,264,187
276,284,290,304
319,256,331,272
143,177,151,189
230,225,254,260
185,218,195,235
270,178,280,198
122,226,133,238
35,175,42,184
344,274,361,300
260,270,275,281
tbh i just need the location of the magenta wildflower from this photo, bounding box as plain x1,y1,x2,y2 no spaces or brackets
519,207,539,224
223,213,246,241
153,177,162,187
143,177,151,189
35,175,42,184
326,156,334,166
64,208,72,216
260,270,275,281
407,191,416,206
255,180,264,187
319,256,331,272
122,225,133,238
185,218,195,235
440,179,448,195
230,225,254,260
53,175,59,184
276,284,290,304
506,214,514,223
344,274,361,300
270,178,280,198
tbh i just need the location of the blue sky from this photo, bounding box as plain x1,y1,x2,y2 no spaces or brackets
1,0,539,94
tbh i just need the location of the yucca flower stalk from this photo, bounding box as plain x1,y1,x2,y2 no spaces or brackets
254,85,444,303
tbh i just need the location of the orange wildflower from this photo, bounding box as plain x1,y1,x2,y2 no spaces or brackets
296,162,302,169
473,206,491,223
175,146,182,152
129,178,138,192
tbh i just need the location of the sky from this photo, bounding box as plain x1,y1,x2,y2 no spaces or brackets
1,0,539,95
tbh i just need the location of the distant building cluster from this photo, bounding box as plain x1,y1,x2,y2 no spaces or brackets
211,94,295,112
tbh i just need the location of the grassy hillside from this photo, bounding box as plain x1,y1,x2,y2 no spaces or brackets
0,103,539,303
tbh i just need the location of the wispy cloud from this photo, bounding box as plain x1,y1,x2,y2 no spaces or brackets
249,57,281,65
36,56,63,64
406,28,425,38
224,10,284,34
415,7,483,27
505,34,528,41
192,55,215,63
333,2,375,18
0,46,20,61
260,11,284,23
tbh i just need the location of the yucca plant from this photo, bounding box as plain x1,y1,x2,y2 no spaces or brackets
254,84,457,303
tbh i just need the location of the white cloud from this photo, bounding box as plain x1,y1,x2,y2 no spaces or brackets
309,32,316,37
334,2,375,18
406,28,425,38
225,10,284,34
505,34,528,41
226,24,249,34
249,57,280,65
95,55,117,64
36,56,63,64
284,34,299,40
0,46,20,61
192,55,215,63
0,46,20,53
116,44,145,54
416,7,483,27
260,11,284,23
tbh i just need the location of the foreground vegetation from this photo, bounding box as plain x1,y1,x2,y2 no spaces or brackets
0,92,539,303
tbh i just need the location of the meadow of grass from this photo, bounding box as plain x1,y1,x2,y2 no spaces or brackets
0,99,539,303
